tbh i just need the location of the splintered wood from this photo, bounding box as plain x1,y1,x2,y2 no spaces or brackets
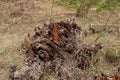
10,19,117,80
49,23,59,45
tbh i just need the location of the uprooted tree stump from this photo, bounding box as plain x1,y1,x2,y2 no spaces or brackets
9,18,103,80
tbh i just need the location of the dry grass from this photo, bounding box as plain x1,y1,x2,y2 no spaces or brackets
0,0,75,80
0,0,120,80
0,34,24,80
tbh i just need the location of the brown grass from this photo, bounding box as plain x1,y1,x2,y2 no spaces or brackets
0,0,120,80
0,0,75,79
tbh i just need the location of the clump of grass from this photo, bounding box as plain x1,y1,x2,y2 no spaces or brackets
104,48,120,65
41,75,56,80
57,0,80,8
96,0,119,11
57,0,120,11
90,63,100,74
98,33,107,42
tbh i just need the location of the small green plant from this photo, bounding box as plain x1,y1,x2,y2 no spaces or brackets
42,75,56,80
90,63,99,73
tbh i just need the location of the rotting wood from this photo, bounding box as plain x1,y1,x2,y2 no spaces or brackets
9,18,105,80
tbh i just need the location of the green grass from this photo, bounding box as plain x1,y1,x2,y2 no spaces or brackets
0,0,120,79
57,0,120,11
41,75,56,80
90,63,100,74
57,0,80,8
98,33,107,42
